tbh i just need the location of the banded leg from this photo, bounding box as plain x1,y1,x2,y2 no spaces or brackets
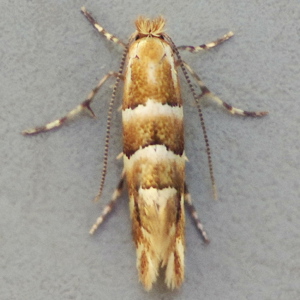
22,72,120,135
81,7,126,47
89,172,125,235
177,31,234,53
182,61,268,117
184,183,210,243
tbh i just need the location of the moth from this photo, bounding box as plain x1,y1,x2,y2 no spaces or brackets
23,7,268,290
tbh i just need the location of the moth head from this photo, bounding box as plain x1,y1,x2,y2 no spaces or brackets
134,16,166,38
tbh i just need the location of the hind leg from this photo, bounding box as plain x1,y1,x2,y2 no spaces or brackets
184,183,210,243
89,171,125,235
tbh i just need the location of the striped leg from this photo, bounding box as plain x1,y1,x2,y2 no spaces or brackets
182,61,268,117
177,31,234,53
184,183,210,243
89,173,125,235
81,7,126,48
22,72,120,135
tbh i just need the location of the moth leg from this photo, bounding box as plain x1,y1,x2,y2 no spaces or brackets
81,7,126,48
182,61,268,117
184,183,210,243
22,72,120,135
177,31,234,53
89,172,125,235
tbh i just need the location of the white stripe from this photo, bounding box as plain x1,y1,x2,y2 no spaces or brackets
122,99,183,122
162,43,179,86
138,187,177,209
123,144,186,169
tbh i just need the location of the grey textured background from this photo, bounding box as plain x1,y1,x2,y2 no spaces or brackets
1,0,300,299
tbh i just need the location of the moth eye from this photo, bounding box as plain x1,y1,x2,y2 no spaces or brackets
159,35,164,40
135,35,140,40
